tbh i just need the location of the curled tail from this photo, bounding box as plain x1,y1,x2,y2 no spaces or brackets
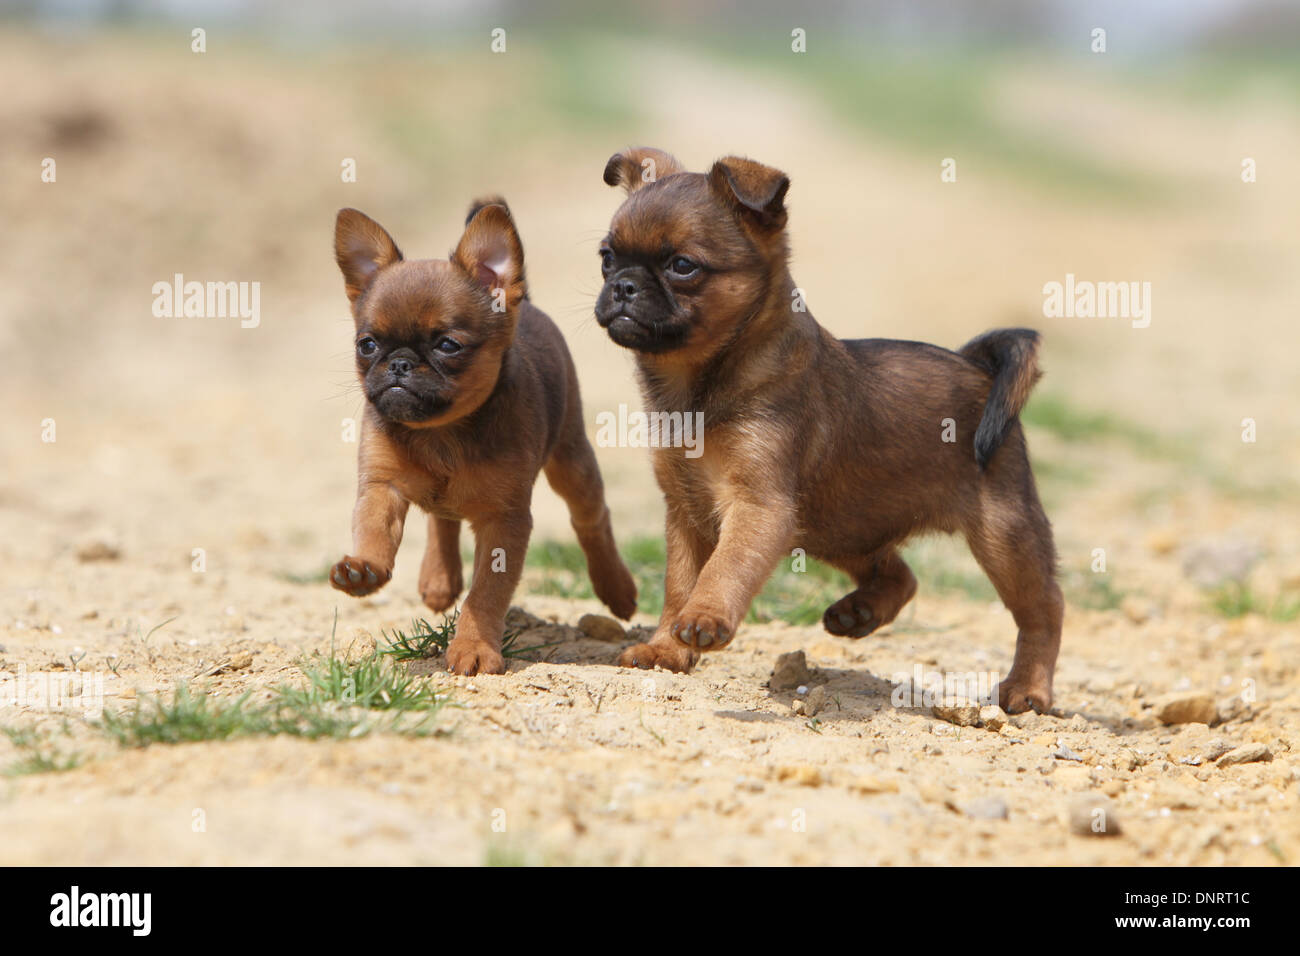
464,196,530,299
959,328,1043,469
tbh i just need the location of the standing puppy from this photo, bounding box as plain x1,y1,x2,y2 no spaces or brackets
331,200,637,675
596,148,1062,713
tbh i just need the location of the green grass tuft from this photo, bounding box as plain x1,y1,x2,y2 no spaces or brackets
280,653,445,712
380,610,556,662
100,650,448,750
380,616,455,662
100,685,267,748
2,726,83,777
1209,582,1300,622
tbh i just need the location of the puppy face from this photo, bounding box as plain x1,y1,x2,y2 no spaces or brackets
596,148,790,360
334,205,525,428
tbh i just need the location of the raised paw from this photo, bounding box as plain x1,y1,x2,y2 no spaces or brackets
618,638,697,673
998,672,1053,715
669,607,735,651
329,555,391,597
445,637,505,676
593,563,638,621
822,592,880,638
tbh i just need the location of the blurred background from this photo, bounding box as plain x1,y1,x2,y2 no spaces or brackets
2,0,1299,636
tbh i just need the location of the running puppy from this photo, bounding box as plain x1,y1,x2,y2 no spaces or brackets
331,200,637,675
596,148,1061,713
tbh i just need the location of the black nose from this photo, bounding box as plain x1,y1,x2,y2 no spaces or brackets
388,357,413,376
612,277,639,303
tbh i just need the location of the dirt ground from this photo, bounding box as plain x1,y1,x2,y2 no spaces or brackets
1,30,1297,865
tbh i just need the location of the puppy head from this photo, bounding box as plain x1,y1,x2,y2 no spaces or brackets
596,148,790,360
334,202,526,428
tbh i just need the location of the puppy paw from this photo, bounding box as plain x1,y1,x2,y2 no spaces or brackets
445,637,505,677
329,556,391,597
669,607,735,650
822,593,880,638
594,565,638,621
419,571,463,613
822,572,916,639
618,638,697,672
998,674,1053,715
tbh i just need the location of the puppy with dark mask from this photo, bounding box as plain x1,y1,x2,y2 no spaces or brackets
596,148,1062,713
331,200,637,675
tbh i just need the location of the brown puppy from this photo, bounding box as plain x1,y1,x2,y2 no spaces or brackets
596,148,1062,714
331,199,637,675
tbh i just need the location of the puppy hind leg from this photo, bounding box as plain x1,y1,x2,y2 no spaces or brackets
964,507,1063,714
418,515,463,612
543,438,638,620
822,548,918,638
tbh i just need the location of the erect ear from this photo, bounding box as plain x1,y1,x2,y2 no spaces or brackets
452,203,526,312
603,147,686,195
707,156,790,230
334,208,402,304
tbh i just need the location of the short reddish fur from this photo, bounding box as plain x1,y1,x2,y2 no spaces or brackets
330,201,637,676
597,149,1062,713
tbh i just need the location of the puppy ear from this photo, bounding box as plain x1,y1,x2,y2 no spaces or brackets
452,203,527,311
708,156,790,230
603,147,686,195
464,194,510,226
335,208,402,304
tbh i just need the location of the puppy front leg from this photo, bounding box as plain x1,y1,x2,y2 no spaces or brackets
670,496,795,651
445,509,532,676
619,502,713,672
331,480,409,597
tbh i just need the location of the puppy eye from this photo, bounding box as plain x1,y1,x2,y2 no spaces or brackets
435,337,462,355
356,336,378,357
600,249,615,277
668,256,699,278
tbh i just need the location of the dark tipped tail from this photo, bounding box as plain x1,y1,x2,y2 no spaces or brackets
959,328,1043,469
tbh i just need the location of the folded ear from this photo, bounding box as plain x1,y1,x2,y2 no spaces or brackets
708,156,790,230
603,147,686,195
335,208,402,304
452,203,526,311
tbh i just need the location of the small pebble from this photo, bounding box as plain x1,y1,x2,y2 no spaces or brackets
931,700,980,727
1217,744,1272,768
577,614,625,643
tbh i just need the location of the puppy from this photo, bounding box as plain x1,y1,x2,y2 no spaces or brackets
596,148,1062,713
331,199,637,675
